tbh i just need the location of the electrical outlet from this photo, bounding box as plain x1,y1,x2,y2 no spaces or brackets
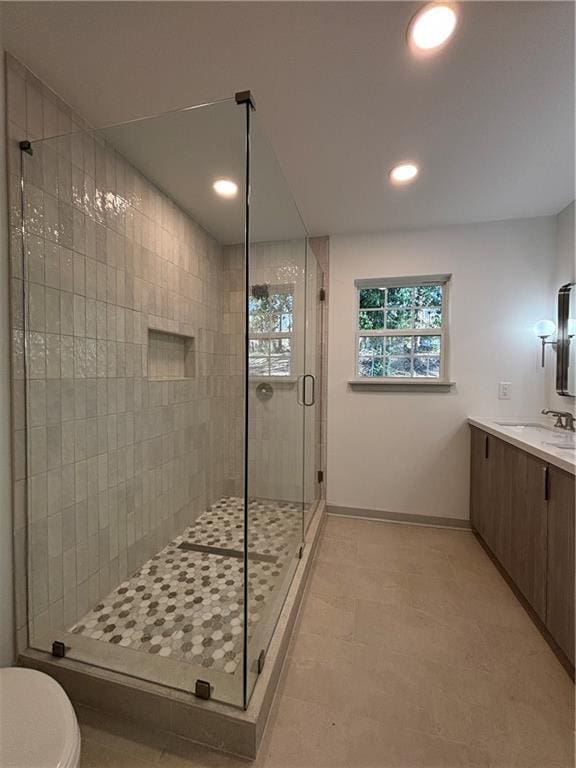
498,381,512,400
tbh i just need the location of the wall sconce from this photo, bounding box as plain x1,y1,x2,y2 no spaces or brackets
533,319,557,367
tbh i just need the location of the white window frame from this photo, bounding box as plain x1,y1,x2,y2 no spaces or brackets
354,274,451,382
248,283,295,377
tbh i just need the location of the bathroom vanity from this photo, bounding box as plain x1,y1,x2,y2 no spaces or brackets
469,418,575,673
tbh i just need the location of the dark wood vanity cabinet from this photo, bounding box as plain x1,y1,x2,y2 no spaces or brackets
546,465,575,665
470,426,574,668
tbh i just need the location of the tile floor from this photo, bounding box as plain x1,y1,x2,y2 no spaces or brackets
79,515,575,768
71,497,302,675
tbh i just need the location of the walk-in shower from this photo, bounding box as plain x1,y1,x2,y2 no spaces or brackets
17,91,324,711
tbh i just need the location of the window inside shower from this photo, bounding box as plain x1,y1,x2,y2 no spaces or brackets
15,93,324,709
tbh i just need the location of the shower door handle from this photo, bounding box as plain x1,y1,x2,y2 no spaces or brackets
303,374,315,406
297,375,304,405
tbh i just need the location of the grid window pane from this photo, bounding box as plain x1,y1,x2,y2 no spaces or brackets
414,335,441,354
359,336,384,357
249,311,271,332
386,336,412,355
414,356,440,377
270,356,291,376
387,357,412,377
415,308,442,328
415,284,442,307
386,309,412,329
359,288,385,308
358,357,385,377
249,339,270,355
249,357,269,375
387,287,414,307
359,310,385,329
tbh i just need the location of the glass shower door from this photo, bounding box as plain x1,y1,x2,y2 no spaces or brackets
303,246,325,533
244,111,308,703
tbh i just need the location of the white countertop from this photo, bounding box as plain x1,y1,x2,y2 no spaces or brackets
468,417,576,475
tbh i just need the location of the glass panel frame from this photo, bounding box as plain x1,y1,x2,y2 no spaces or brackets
19,97,249,708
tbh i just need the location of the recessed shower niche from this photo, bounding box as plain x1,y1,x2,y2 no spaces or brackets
147,328,195,380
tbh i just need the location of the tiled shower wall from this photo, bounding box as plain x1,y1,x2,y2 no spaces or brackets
6,54,242,651
224,239,327,506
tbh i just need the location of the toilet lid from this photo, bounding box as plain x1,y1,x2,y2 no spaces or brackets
0,668,80,768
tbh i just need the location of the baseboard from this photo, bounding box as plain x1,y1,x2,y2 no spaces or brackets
326,504,470,530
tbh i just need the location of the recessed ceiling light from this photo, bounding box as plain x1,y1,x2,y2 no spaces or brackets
213,179,238,198
408,3,458,52
389,163,419,185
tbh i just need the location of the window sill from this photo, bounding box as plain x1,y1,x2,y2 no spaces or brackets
249,376,298,385
348,378,456,391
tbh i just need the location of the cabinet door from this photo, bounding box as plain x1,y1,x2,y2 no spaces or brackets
470,429,510,560
508,451,548,621
546,466,575,665
470,427,490,536
483,434,512,568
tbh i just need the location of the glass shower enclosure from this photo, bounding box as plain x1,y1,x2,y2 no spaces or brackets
18,93,323,709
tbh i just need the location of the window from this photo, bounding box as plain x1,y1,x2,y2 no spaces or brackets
248,284,294,376
355,275,450,379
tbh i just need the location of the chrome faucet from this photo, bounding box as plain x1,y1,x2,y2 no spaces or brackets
541,409,576,431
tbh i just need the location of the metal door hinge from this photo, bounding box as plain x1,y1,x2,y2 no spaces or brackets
257,649,266,674
19,140,33,156
298,544,304,559
235,90,256,110
543,465,549,501
52,641,66,658
319,288,326,302
484,435,489,459
317,470,324,483
195,679,212,700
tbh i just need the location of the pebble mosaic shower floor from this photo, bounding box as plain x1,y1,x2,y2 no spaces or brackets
70,497,302,675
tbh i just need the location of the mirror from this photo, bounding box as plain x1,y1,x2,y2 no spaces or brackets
556,282,576,396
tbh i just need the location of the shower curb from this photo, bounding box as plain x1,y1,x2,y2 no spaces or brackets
18,500,326,760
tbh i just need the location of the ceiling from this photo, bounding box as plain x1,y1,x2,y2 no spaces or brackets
1,1,574,237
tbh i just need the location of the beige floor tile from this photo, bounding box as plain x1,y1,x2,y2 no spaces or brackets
308,560,405,604
159,735,249,767
81,738,159,768
354,597,497,672
260,694,350,768
299,590,356,640
356,539,456,580
78,705,168,764
316,535,359,567
77,517,574,768
346,715,491,768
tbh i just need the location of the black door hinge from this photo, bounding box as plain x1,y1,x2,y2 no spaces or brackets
195,679,212,700
235,90,256,110
317,470,324,483
257,649,266,674
52,641,66,658
19,140,33,156
319,288,326,302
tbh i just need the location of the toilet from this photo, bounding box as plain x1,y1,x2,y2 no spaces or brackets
0,668,81,768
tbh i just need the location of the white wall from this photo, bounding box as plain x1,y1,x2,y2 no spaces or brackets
327,217,555,521
547,201,575,412
0,26,16,665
